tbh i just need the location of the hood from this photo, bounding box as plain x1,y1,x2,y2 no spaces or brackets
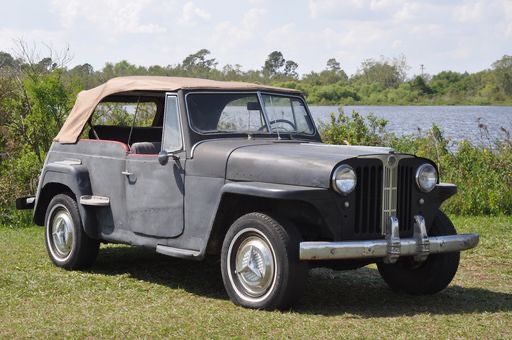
225,141,393,188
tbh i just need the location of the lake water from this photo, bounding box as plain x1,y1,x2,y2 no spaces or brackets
309,105,512,145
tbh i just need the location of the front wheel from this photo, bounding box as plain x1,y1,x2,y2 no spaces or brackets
221,213,307,310
377,211,460,295
45,194,100,270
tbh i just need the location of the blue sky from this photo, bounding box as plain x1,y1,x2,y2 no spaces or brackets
0,0,510,77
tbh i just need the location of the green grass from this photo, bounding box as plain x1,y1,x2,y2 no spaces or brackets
1,215,511,338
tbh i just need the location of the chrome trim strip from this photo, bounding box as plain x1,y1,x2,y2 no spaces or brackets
54,159,82,165
156,245,201,259
79,195,110,206
299,233,479,260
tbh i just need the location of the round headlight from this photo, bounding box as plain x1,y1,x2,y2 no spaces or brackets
332,165,357,194
416,163,438,192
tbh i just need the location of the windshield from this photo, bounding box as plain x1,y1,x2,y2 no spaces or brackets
187,93,268,133
186,92,315,135
261,94,315,135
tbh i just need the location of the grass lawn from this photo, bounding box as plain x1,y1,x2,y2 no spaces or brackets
1,215,511,338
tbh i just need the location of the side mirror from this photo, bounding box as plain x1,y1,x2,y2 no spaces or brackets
158,150,180,165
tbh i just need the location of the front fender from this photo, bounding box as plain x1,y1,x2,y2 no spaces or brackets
200,181,340,257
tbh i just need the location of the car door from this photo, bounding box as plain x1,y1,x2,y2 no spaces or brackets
124,94,185,238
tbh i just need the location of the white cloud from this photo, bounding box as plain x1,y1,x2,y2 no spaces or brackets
499,0,512,37
454,1,485,23
391,39,402,49
211,8,266,49
179,2,211,25
309,0,406,20
50,0,166,34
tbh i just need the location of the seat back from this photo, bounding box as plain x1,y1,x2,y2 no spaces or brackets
130,142,162,155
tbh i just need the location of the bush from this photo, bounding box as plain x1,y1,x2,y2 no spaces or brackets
318,110,388,146
0,146,43,226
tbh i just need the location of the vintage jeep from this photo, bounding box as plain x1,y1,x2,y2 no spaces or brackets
16,76,479,310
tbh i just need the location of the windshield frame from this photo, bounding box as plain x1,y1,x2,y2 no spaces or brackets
184,91,318,137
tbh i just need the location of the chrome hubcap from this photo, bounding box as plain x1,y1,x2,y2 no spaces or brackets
234,235,275,297
50,207,73,258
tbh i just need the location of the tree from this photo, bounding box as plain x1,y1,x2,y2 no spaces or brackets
326,58,341,72
492,55,512,96
283,60,298,79
263,51,285,78
262,51,299,80
222,64,244,80
182,49,218,71
356,56,409,89
410,75,433,95
0,52,16,69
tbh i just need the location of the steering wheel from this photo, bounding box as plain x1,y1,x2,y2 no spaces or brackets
258,119,296,132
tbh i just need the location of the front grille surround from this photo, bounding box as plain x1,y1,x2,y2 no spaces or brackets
349,154,415,239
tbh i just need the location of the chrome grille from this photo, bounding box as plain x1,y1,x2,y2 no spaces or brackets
351,154,413,238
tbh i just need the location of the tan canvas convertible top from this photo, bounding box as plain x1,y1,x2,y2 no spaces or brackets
54,76,301,144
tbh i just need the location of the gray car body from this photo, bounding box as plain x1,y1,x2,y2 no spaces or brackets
30,89,453,260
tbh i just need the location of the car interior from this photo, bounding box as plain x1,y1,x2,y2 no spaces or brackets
87,92,165,154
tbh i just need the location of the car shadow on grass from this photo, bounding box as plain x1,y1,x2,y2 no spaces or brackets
91,245,512,317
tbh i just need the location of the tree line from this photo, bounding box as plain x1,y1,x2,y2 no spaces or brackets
2,46,511,107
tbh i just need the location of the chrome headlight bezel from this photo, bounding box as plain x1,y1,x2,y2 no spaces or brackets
416,163,438,192
332,164,357,195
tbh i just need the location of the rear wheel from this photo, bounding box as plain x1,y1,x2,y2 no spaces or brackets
45,194,100,270
221,213,307,310
377,211,460,295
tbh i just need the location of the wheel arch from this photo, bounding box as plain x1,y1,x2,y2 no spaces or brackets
205,182,333,256
34,163,98,238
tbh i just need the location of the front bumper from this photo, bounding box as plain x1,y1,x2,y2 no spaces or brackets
300,215,479,263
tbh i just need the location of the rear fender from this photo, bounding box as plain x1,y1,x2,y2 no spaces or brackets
34,162,98,238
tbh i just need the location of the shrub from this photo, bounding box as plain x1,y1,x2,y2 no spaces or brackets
318,110,388,146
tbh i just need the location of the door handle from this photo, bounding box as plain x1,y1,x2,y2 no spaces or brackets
121,170,133,176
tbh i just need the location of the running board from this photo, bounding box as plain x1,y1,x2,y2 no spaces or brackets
79,195,110,206
156,245,201,260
